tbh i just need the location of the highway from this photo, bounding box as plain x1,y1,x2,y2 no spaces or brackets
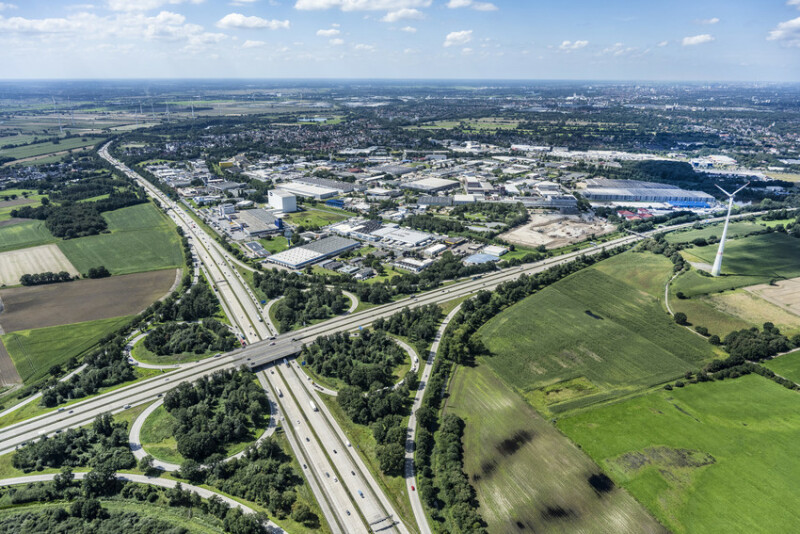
0,143,778,531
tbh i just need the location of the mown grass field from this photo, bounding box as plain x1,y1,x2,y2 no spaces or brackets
58,202,183,275
257,235,290,254
664,221,764,244
764,350,800,383
479,252,717,414
558,375,800,534
0,220,56,253
1,315,132,384
0,136,102,160
446,363,665,534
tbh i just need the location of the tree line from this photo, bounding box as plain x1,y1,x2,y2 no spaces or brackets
20,271,74,286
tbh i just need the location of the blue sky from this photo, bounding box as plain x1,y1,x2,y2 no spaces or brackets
0,0,798,80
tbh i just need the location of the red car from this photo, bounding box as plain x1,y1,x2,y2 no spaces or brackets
411,485,415,491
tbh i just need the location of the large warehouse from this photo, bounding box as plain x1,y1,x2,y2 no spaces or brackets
582,178,715,207
267,236,359,269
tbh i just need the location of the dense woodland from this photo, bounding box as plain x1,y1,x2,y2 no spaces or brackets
162,369,269,462
272,285,348,332
144,319,236,356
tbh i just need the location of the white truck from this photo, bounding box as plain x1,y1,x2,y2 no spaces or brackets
310,401,318,412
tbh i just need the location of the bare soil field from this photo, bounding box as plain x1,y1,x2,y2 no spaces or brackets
0,340,22,385
499,213,616,249
0,244,79,287
747,277,800,317
0,218,26,228
0,198,34,208
0,268,178,332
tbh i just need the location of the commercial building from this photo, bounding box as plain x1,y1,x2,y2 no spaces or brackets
267,236,359,269
268,190,297,213
276,181,339,200
394,257,435,273
371,226,436,249
482,245,508,257
463,253,501,265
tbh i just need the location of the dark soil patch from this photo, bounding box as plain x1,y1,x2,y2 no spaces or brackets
541,505,576,521
615,446,716,472
0,197,36,208
588,472,614,493
0,268,177,332
0,217,27,228
496,430,533,457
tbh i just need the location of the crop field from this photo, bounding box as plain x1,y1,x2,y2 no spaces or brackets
559,375,800,534
58,202,183,275
664,221,764,244
764,350,800,382
446,363,665,534
480,252,716,414
704,290,800,336
0,244,79,287
0,220,56,253
1,315,132,384
0,136,102,160
0,269,176,333
747,277,800,316
0,190,45,221
0,341,21,386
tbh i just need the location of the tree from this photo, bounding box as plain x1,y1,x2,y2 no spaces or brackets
674,312,688,325
53,466,74,491
376,442,405,475
291,502,319,528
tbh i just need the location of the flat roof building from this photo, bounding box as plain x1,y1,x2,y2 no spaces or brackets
277,182,339,200
267,236,359,269
401,177,460,193
268,190,297,213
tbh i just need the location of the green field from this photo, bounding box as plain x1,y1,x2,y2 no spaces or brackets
678,233,800,296
1,315,132,384
281,208,348,228
58,202,183,275
664,221,764,244
559,375,800,534
0,220,56,252
257,235,290,254
764,350,800,383
0,136,102,160
480,252,717,414
0,189,46,221
446,363,665,534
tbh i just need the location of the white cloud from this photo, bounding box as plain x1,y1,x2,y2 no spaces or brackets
789,0,800,8
697,17,719,25
381,8,423,22
600,42,636,56
294,0,431,11
461,47,472,54
768,16,800,46
559,39,588,51
216,13,290,29
354,43,374,50
446,0,497,11
682,33,714,46
106,0,204,11
443,29,472,47
231,0,259,5
657,40,669,47
316,28,340,36
242,39,266,48
399,25,416,32
0,3,17,10
329,37,344,45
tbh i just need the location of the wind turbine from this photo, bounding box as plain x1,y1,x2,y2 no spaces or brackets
710,182,749,277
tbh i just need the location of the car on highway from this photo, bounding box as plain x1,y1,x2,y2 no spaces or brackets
333,449,337,454
351,470,355,476
306,437,310,442
346,510,351,516
411,485,415,491
358,490,364,498
325,472,330,478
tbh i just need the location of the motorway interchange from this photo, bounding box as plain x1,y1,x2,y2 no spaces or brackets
0,143,768,533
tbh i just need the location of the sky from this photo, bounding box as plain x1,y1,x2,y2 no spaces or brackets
0,0,798,81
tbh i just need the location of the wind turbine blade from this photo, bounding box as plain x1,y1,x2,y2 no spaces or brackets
714,184,733,197
732,182,750,196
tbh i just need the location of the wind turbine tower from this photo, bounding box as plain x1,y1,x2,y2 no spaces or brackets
710,182,750,277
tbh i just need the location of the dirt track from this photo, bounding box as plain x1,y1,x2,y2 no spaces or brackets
0,268,178,333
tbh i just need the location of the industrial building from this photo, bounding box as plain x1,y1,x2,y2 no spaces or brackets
267,236,360,269
370,226,436,249
394,257,435,273
268,190,297,213
276,181,339,200
401,177,460,193
582,179,715,207
234,209,283,237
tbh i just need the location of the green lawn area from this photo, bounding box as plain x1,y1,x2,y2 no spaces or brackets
0,189,46,221
479,252,718,415
58,202,183,275
258,235,290,254
664,221,764,244
281,208,348,229
446,363,664,534
764,350,800,383
558,375,800,534
0,220,56,252
1,315,133,384
130,337,213,365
